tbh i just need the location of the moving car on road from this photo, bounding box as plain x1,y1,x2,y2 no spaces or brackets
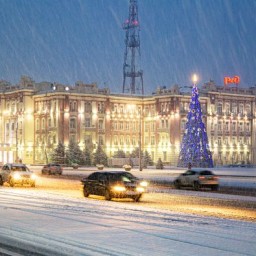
173,169,219,191
0,163,36,187
81,171,148,202
41,163,63,175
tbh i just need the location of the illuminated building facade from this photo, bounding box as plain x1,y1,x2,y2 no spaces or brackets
0,76,255,166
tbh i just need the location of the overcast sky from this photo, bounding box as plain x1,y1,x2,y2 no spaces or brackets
0,0,256,94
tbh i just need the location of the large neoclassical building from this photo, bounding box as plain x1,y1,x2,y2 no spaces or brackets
0,76,255,166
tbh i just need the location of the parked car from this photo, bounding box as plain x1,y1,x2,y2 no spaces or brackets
81,171,148,202
41,163,63,175
0,163,36,187
173,169,219,191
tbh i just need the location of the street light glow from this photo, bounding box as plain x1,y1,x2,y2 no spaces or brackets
192,73,198,84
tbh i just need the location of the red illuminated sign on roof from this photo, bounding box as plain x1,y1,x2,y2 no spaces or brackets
224,76,240,86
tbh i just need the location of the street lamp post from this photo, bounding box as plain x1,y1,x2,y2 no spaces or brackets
139,108,143,171
139,112,142,171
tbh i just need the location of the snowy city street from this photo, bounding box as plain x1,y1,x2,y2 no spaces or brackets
0,185,256,256
0,166,256,255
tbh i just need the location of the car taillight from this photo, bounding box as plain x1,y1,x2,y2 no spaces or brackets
199,176,205,180
213,176,219,180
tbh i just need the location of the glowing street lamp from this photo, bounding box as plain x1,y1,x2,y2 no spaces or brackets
192,73,198,85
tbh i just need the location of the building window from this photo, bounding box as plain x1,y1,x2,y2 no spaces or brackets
70,101,77,112
238,122,243,132
42,119,45,130
119,121,123,130
113,121,117,130
225,122,229,131
98,102,104,114
70,118,76,129
217,103,222,115
161,120,165,128
225,103,230,114
126,121,129,130
84,102,92,113
246,123,250,132
232,122,236,131
232,103,237,114
126,136,130,145
151,122,155,132
218,121,222,131
85,118,91,128
245,104,251,115
114,135,118,145
99,119,104,130
239,104,244,114
151,136,155,145
120,136,124,145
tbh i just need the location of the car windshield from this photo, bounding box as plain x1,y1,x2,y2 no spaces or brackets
109,173,137,182
200,170,214,175
121,172,138,181
11,166,28,172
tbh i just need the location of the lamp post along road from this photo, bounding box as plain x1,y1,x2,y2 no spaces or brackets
139,109,143,171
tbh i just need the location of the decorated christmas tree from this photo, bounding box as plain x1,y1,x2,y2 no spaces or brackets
178,77,213,168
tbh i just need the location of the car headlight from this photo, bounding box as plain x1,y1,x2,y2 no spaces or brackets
112,185,126,192
140,181,148,187
31,174,36,180
13,173,21,180
136,187,145,193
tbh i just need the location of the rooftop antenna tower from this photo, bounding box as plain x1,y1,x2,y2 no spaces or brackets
122,0,144,95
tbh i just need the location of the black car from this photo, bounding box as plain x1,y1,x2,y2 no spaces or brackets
81,171,148,202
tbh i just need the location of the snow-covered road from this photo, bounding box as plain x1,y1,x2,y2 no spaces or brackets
0,188,255,256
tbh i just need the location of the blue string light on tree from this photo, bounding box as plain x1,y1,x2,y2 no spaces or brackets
177,74,214,168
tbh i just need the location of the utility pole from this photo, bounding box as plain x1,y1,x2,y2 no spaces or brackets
122,0,144,95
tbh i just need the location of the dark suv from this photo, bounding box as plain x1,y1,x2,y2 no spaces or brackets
41,163,63,175
81,171,148,202
0,163,36,187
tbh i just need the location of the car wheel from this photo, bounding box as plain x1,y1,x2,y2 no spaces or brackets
211,185,219,191
0,176,3,186
105,189,112,201
83,186,89,197
174,180,181,189
134,195,141,202
193,181,200,191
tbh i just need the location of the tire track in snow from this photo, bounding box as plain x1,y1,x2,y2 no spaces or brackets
0,189,255,255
